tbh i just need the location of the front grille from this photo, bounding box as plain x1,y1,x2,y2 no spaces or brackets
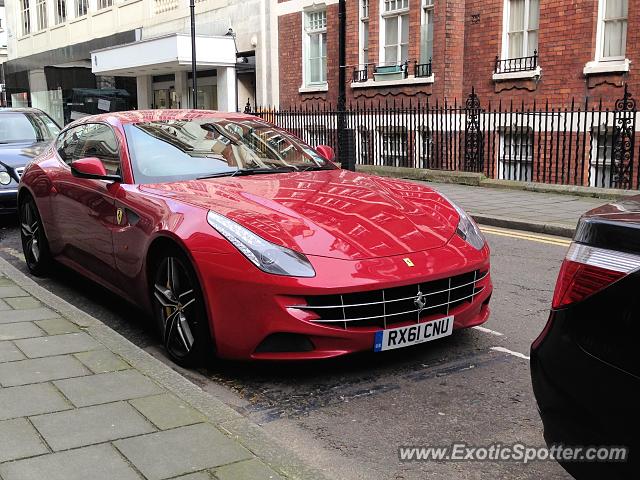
289,270,488,330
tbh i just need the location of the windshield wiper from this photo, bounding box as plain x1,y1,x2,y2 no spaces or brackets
197,167,296,180
297,164,335,172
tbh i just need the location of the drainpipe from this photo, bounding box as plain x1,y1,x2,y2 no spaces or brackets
337,0,352,170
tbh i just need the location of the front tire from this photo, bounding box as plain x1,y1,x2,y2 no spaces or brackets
151,250,212,367
19,194,52,277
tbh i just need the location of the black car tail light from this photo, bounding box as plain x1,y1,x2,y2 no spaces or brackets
552,243,640,309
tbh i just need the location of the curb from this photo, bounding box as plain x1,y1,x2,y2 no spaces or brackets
0,256,330,480
356,165,637,200
470,214,576,239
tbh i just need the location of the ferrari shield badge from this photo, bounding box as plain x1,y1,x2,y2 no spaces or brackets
403,258,415,267
116,208,124,225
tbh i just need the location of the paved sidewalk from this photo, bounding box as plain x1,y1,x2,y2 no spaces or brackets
0,258,327,480
419,181,615,238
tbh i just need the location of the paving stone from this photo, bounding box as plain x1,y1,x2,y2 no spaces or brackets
74,349,129,373
114,423,252,480
15,332,100,358
4,296,42,310
31,401,156,451
35,318,81,335
0,383,71,421
0,286,29,298
0,418,49,462
0,341,26,363
0,298,10,310
173,473,212,480
0,322,44,341
129,394,206,430
0,355,90,387
54,369,164,407
0,443,142,480
213,458,283,480
0,307,60,324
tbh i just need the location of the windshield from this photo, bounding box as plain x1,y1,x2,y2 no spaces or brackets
0,112,60,144
124,118,335,184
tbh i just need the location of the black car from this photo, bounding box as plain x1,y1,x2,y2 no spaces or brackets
531,197,640,479
0,108,60,214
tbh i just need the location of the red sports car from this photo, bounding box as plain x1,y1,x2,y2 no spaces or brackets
18,110,492,365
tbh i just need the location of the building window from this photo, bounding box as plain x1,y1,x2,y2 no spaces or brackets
599,0,627,59
359,129,372,165
76,0,88,17
418,128,434,168
505,0,539,59
54,0,66,24
304,10,328,86
499,131,533,181
98,0,113,8
590,131,613,187
420,0,434,64
20,0,31,35
359,0,370,67
382,0,409,66
36,0,47,31
381,129,407,167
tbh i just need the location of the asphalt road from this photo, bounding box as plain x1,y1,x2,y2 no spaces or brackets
0,215,572,480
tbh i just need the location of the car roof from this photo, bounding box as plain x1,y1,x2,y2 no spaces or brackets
69,109,263,128
0,107,47,115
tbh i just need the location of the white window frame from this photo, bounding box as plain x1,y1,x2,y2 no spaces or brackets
302,8,328,89
500,0,539,60
36,0,47,31
498,129,534,181
595,0,628,62
20,0,31,36
76,0,88,17
54,0,66,24
98,0,113,9
379,127,408,167
420,0,434,64
379,0,410,67
359,0,370,68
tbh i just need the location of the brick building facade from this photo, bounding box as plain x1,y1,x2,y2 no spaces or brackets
274,0,636,107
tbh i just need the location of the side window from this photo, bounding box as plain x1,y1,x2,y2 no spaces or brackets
76,124,121,176
56,126,83,166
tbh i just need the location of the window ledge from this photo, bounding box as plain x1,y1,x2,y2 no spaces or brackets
350,75,434,89
299,84,328,93
492,66,541,81
583,59,630,75
69,16,88,24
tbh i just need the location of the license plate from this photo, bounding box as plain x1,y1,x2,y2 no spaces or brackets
373,316,454,352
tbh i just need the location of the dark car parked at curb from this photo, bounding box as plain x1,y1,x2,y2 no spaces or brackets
531,196,640,479
0,108,60,215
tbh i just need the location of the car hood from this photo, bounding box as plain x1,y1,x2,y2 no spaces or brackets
0,141,49,169
140,169,460,260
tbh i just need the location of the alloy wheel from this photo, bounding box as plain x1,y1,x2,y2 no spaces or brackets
153,256,199,360
21,199,41,267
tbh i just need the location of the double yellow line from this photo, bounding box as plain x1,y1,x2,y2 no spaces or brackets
479,226,572,247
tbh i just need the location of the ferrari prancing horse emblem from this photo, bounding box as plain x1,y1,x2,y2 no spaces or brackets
116,208,124,225
403,258,415,267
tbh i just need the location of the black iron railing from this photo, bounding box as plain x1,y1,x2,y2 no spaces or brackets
251,87,640,190
494,51,538,74
352,66,369,83
414,60,432,78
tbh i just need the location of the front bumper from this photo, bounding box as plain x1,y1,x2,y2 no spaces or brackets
0,188,18,214
192,233,492,360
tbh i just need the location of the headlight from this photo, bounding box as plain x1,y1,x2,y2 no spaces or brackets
444,197,485,250
0,168,11,185
207,211,316,277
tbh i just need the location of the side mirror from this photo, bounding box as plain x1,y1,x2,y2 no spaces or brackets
315,145,335,162
71,158,120,182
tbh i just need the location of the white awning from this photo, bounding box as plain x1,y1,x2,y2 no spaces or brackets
90,33,237,77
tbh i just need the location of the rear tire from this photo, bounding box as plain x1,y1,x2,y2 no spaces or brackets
19,194,52,277
150,248,213,367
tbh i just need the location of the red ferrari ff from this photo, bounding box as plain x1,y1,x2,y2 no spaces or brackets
18,110,492,365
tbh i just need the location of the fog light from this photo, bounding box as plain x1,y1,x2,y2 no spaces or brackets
255,333,315,353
